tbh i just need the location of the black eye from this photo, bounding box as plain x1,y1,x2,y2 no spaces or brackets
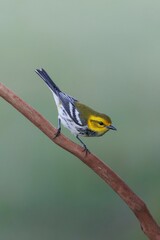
99,121,104,126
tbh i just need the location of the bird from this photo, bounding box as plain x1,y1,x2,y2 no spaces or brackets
35,68,116,153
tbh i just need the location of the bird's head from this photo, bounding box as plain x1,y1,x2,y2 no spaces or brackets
87,114,116,136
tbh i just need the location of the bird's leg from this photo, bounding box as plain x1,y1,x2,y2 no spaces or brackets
54,118,61,138
76,135,90,155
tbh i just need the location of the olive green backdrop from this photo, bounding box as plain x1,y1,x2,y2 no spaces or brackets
0,0,160,239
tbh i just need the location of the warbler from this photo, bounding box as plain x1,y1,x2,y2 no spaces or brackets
35,68,116,153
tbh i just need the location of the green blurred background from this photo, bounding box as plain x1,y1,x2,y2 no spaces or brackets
0,0,160,239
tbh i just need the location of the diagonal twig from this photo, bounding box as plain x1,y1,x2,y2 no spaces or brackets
0,82,160,240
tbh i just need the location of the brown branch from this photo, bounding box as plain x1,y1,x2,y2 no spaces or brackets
0,82,160,240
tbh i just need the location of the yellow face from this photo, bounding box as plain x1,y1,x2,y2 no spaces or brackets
87,115,112,136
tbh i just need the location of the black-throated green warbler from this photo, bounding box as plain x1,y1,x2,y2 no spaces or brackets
35,68,116,153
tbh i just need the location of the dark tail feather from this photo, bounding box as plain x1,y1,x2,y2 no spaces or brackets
35,68,61,93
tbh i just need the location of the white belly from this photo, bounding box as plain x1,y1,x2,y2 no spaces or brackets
59,107,80,135
52,92,85,136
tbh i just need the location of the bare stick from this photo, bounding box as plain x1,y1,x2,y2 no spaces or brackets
0,82,160,240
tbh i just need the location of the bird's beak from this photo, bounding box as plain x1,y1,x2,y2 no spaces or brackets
107,125,117,131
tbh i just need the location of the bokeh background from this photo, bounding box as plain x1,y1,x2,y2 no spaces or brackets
0,0,160,239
